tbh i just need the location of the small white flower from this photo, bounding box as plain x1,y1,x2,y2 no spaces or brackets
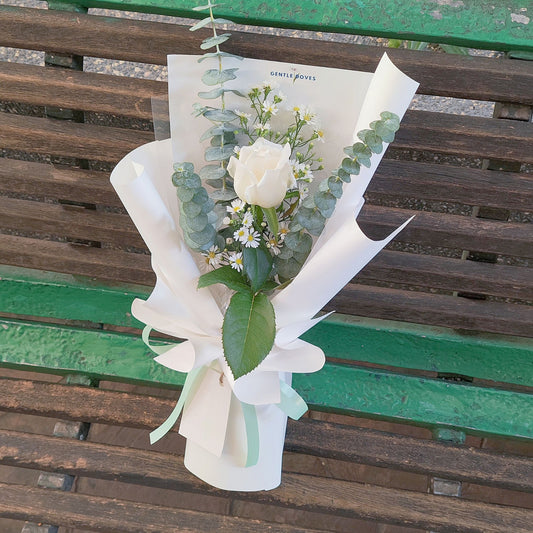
227,199,246,214
278,221,290,240
204,245,221,268
228,251,244,272
234,109,251,119
262,99,278,115
265,233,281,255
234,226,249,243
222,216,231,226
244,230,261,248
233,145,241,155
314,129,325,143
257,122,271,132
241,211,254,227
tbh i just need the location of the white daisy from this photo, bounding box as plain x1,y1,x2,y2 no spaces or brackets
241,210,254,228
204,245,221,268
278,221,290,241
227,199,246,214
262,99,278,115
265,233,281,255
234,226,249,244
228,252,244,272
244,230,261,248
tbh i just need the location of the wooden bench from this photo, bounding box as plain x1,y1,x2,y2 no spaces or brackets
1,1,532,531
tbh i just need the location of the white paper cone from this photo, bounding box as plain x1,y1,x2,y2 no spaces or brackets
183,373,291,492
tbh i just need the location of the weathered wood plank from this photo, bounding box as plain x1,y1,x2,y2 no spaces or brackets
359,205,533,259
1,7,533,104
1,471,532,532
371,160,533,212
0,61,166,120
0,234,153,285
360,251,533,300
0,196,144,248
0,482,316,533
330,284,533,338
1,422,532,492
0,158,123,207
0,112,153,162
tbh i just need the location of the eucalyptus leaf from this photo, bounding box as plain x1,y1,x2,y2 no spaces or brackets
189,224,216,246
275,257,302,281
204,108,238,122
173,162,194,174
182,200,202,218
198,51,244,62
200,197,215,214
190,17,233,31
284,231,312,254
243,246,273,292
176,186,196,202
198,265,251,293
211,188,237,201
327,176,344,198
198,87,225,99
210,132,236,146
295,207,326,236
314,191,336,218
358,129,383,153
202,68,238,86
380,111,400,130
172,172,201,189
187,213,209,232
191,188,209,205
337,168,351,183
223,291,276,379
199,164,227,180
201,33,231,50
372,120,395,143
205,144,236,161
341,157,361,175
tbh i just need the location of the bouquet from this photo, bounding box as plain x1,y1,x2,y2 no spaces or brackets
110,2,418,491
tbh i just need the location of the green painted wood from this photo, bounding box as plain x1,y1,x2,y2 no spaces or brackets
2,266,532,386
296,364,533,441
302,316,533,387
47,0,533,52
0,318,183,387
0,265,149,328
1,318,532,439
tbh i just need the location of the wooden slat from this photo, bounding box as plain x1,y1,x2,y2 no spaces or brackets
0,112,153,162
359,205,533,259
2,108,531,166
395,110,533,165
1,420,531,492
0,197,144,248
0,158,122,207
0,234,153,285
0,61,166,120
0,482,317,533
2,477,532,533
371,159,533,212
360,251,533,301
330,284,533,338
1,6,533,104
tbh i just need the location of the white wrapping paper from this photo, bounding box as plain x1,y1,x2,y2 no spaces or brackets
110,53,418,491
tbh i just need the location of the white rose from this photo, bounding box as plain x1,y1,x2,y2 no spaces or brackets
227,138,295,208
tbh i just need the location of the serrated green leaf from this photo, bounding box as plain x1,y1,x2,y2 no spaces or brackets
204,108,238,122
201,33,231,50
243,246,273,292
223,291,275,379
202,68,238,86
205,144,236,161
199,164,227,180
198,264,250,292
198,51,243,62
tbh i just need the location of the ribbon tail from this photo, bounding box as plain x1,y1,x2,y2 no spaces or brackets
149,366,205,444
277,379,309,420
142,325,176,355
241,402,260,467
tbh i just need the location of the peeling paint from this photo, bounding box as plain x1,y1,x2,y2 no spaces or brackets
511,13,530,25
434,0,465,7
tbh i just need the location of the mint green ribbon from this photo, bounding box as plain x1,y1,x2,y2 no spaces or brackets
143,326,309,465
149,365,205,444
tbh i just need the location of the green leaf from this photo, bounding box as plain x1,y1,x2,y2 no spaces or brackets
211,188,237,201
204,108,238,122
261,206,279,237
200,33,232,50
380,111,400,131
327,176,344,198
199,164,227,180
192,3,221,11
172,172,201,189
223,291,276,379
284,231,312,254
186,213,209,232
372,120,395,143
295,207,326,236
190,17,233,31
189,224,216,246
202,68,238,86
341,157,361,175
198,87,225,99
243,246,273,292
358,129,383,153
337,168,351,183
198,265,250,293
198,51,243,62
205,144,236,161
314,191,337,218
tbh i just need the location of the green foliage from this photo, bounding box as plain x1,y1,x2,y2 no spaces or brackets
223,291,276,379
198,265,250,293
243,246,273,292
